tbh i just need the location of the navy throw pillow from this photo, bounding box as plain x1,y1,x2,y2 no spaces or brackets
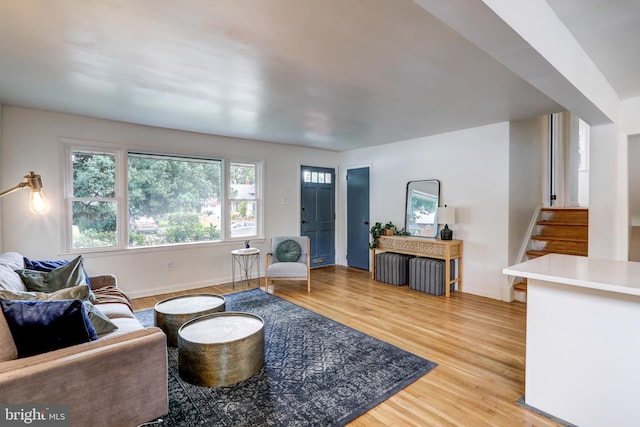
0,299,98,358
23,256,91,287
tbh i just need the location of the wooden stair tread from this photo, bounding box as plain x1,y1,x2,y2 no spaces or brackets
514,282,527,293
537,221,588,226
513,207,588,298
526,249,588,257
531,236,587,243
540,207,588,212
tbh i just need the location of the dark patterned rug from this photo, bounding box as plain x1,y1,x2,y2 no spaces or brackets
135,288,437,426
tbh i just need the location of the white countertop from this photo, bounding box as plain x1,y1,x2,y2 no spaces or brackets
503,254,640,297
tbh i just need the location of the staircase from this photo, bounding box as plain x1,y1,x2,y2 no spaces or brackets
514,207,588,301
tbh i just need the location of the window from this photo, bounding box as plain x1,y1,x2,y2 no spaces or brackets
70,151,119,249
229,162,258,238
127,153,223,247
303,169,332,184
66,142,260,251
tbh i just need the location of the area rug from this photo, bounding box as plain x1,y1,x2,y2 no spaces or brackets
135,288,437,426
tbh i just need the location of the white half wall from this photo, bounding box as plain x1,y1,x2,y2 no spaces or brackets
0,106,339,297
339,122,511,300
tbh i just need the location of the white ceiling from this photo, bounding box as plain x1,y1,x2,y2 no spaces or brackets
0,0,638,151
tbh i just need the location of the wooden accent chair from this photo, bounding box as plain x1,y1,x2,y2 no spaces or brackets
264,236,311,292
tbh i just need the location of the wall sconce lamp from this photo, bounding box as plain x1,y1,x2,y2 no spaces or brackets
0,171,50,214
437,205,456,240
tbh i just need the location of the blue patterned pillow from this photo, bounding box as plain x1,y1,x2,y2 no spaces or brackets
0,299,97,358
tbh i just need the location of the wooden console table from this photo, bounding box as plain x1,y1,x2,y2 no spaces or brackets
371,236,463,297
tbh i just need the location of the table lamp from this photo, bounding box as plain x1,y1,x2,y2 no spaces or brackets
437,205,455,240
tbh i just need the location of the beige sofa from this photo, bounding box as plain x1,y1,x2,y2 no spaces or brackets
0,253,168,427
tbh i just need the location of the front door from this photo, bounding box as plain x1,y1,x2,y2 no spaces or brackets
301,166,335,267
346,167,370,270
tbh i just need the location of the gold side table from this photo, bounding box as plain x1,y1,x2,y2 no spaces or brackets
178,312,265,387
154,294,226,346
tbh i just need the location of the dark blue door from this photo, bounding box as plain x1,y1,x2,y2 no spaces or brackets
347,167,370,270
301,166,335,267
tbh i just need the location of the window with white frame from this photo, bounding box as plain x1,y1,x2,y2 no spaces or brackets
229,162,258,238
70,150,119,249
66,143,261,251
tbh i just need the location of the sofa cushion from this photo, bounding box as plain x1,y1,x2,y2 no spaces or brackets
100,317,145,338
23,256,92,287
0,309,18,361
0,299,97,358
17,256,88,293
95,302,135,319
0,265,26,292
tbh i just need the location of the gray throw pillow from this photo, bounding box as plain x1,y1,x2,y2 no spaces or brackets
17,255,88,293
81,301,118,335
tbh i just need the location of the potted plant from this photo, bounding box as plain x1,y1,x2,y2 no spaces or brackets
383,221,396,236
368,222,384,249
369,221,407,249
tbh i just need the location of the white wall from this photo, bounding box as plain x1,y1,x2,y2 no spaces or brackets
506,117,547,298
0,106,339,297
589,96,640,261
589,123,618,259
339,122,511,300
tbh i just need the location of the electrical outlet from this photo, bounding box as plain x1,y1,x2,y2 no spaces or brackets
167,261,174,271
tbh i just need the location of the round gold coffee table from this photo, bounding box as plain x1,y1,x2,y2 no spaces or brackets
154,294,226,346
178,312,265,387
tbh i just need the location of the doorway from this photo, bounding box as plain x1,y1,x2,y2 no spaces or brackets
346,167,370,270
300,166,335,267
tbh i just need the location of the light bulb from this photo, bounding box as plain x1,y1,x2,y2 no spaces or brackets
29,190,49,214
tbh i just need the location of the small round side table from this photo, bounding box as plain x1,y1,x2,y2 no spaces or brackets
231,248,261,289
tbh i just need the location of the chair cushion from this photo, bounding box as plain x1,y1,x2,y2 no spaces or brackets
267,262,308,278
275,239,302,262
0,299,97,358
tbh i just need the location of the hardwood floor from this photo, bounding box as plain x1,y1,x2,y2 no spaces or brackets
134,266,560,427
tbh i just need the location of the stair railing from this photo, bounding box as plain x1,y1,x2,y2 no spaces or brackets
506,204,542,290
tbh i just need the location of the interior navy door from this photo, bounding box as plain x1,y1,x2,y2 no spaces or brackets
347,167,370,270
301,166,335,267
